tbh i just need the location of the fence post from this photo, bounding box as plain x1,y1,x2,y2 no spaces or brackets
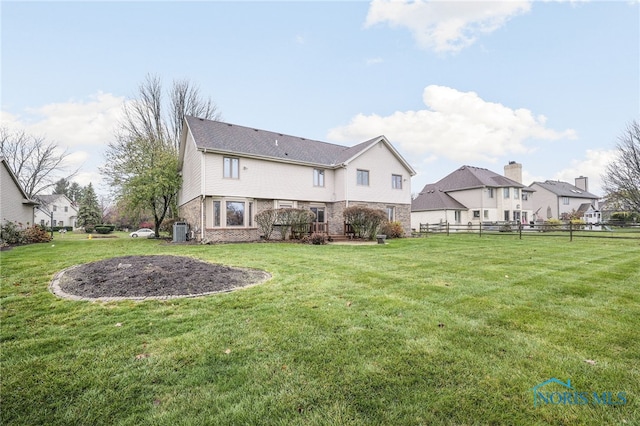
569,221,573,242
519,223,522,240
479,221,482,238
446,222,450,236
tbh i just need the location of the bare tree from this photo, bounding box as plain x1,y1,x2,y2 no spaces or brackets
0,127,75,198
118,74,221,150
170,79,219,148
602,119,640,213
102,75,220,236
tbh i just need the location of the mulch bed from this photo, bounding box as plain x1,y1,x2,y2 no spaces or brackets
52,255,270,300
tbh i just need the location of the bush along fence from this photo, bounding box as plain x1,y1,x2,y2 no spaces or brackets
416,221,640,241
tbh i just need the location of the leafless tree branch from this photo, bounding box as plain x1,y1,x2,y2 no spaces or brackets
1,126,76,198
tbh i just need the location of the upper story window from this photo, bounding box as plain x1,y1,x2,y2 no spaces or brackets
392,174,402,189
64,206,68,212
313,169,325,187
357,169,369,186
223,157,239,179
503,188,510,199
514,188,520,199
562,196,570,205
53,205,57,212
488,188,494,198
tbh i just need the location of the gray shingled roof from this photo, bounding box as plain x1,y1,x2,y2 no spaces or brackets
185,116,379,167
433,165,526,191
411,184,467,211
530,180,599,199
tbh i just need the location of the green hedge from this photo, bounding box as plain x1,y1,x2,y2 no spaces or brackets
94,226,113,234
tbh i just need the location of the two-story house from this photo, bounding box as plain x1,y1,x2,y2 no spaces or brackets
528,177,599,222
177,116,416,242
411,162,534,230
34,194,79,229
1,156,39,227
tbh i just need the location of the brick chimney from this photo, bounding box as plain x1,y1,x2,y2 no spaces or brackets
504,161,522,184
575,176,588,192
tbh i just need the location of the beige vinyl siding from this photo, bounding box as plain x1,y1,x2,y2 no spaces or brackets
178,132,203,205
346,141,412,204
1,163,34,225
202,153,337,202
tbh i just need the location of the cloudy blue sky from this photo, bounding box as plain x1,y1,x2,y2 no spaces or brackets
2,0,638,197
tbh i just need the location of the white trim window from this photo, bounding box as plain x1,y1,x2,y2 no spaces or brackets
392,174,402,189
210,198,254,228
313,169,325,187
357,169,369,186
386,206,395,221
223,157,239,179
503,188,510,199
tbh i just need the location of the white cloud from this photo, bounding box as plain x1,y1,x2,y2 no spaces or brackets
1,92,125,195
21,92,125,148
366,57,384,65
365,0,531,53
553,149,615,197
328,85,576,162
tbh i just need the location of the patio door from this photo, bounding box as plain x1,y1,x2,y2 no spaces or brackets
310,207,326,233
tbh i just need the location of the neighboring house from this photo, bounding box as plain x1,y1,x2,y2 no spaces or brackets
1,156,39,227
576,203,601,224
529,177,599,222
177,116,416,242
34,194,79,228
411,162,534,230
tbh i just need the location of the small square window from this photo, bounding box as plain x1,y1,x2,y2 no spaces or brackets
473,210,480,218
357,169,369,186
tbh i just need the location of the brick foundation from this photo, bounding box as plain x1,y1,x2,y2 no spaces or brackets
179,196,411,242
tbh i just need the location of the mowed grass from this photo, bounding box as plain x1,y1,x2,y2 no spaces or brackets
1,234,638,425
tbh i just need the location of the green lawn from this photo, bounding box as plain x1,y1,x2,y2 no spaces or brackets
1,235,638,425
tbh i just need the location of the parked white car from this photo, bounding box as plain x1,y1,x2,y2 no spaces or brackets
129,228,155,238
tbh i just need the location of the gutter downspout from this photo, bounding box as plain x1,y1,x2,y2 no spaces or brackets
343,163,349,209
201,149,206,241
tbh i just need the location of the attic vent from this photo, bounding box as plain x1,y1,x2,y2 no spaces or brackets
254,129,258,132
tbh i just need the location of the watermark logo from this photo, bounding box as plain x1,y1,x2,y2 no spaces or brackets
530,378,627,407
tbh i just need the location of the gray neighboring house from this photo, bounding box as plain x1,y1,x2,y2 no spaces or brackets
1,156,39,227
411,162,535,230
177,116,416,242
528,177,599,221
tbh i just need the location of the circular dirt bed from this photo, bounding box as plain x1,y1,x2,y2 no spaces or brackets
50,255,271,301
